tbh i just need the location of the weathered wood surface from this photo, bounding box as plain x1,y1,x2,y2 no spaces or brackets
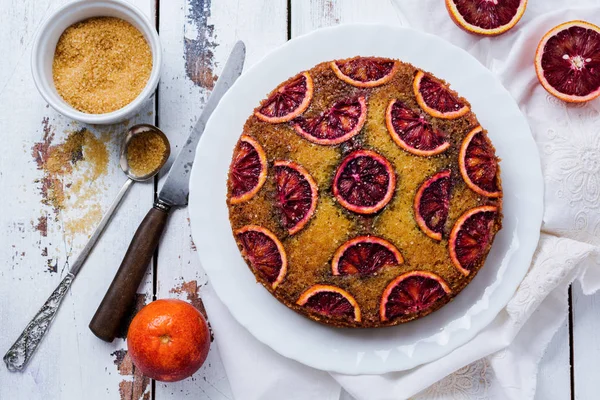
0,0,586,399
154,0,286,398
0,1,156,399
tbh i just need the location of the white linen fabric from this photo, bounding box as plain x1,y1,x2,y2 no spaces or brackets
201,1,600,399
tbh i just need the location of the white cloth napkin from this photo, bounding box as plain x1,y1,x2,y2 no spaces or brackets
202,1,600,399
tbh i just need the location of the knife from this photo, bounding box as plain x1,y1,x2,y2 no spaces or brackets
89,41,246,342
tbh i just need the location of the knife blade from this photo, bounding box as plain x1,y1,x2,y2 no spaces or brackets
158,40,246,207
89,41,246,343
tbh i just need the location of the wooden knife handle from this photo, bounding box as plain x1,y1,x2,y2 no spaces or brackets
89,203,171,342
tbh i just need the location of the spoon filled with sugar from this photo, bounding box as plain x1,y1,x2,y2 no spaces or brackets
4,124,170,372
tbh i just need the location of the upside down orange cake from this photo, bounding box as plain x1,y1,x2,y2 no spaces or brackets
226,56,503,328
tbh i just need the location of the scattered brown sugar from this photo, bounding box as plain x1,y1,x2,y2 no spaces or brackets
31,122,110,241
126,131,167,177
52,17,152,114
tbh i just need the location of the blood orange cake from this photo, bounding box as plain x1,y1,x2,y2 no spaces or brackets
227,56,503,328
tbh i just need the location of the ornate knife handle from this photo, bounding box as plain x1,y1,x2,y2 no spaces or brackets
3,273,74,372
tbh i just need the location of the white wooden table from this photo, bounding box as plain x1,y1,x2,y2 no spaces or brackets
0,1,596,399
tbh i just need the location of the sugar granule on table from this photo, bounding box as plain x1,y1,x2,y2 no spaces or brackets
52,17,152,114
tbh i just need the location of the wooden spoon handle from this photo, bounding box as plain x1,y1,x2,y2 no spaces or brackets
89,202,171,342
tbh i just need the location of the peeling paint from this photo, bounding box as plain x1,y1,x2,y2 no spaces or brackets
323,0,341,24
184,0,218,89
34,214,48,237
111,349,151,400
46,259,58,274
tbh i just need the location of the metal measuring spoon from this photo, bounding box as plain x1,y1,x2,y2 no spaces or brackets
3,124,170,372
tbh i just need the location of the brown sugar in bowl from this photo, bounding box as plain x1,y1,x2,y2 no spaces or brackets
31,0,162,124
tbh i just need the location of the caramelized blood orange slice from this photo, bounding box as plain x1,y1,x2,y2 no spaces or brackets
274,160,318,235
413,71,470,119
449,206,498,276
380,271,451,322
535,21,600,103
296,284,361,322
414,170,452,241
332,236,404,276
229,135,268,204
459,127,501,197
386,99,450,156
235,225,287,289
333,150,396,214
331,57,399,88
294,97,367,145
445,0,527,36
255,72,314,123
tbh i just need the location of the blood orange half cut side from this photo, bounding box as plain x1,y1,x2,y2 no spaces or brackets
294,97,367,145
297,284,361,322
331,236,404,276
255,72,314,123
331,57,399,88
332,149,396,215
535,20,600,103
229,135,268,204
235,225,287,289
386,99,450,157
445,0,527,36
380,271,451,322
274,160,318,235
413,71,469,120
414,169,452,241
449,206,498,276
459,126,501,198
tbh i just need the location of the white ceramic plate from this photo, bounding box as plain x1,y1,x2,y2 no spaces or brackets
188,24,543,375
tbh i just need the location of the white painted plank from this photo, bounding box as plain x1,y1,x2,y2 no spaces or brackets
155,0,287,398
291,0,404,37
535,318,571,400
0,0,156,399
573,283,600,400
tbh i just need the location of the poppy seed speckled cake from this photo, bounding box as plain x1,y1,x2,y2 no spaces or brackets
226,56,503,328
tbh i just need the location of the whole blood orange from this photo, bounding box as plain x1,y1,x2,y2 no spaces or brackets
535,21,600,103
127,299,210,382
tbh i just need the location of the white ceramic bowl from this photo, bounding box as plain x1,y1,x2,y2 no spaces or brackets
31,0,161,124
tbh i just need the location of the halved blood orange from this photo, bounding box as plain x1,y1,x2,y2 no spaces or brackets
296,284,361,322
449,206,498,276
331,57,399,88
332,150,396,215
459,126,501,198
445,0,527,36
293,97,367,145
414,170,452,241
255,72,314,123
386,99,450,157
535,21,600,103
413,71,470,119
235,225,287,289
274,160,318,235
229,135,268,204
380,271,451,322
331,236,404,276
